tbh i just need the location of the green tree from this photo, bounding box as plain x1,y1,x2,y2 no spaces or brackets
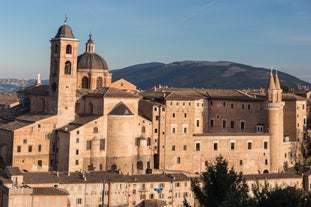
252,185,311,207
190,155,250,207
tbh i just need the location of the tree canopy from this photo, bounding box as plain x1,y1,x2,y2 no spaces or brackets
184,155,311,207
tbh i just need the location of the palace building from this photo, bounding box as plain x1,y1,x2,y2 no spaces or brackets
0,21,307,176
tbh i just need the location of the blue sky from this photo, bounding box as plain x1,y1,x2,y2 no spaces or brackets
0,0,310,83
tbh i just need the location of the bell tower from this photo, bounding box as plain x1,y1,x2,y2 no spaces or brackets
48,19,79,126
265,68,284,173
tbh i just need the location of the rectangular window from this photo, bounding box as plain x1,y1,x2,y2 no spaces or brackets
183,145,187,151
17,145,21,152
75,160,79,165
242,104,245,109
196,119,200,127
264,141,268,150
240,160,243,165
213,142,218,151
240,121,245,130
76,138,79,143
154,128,158,133
230,121,234,128
231,103,234,109
248,142,252,150
248,104,251,110
196,143,200,151
183,127,187,134
265,159,268,165
76,198,82,205
76,149,79,155
223,101,226,106
38,160,42,167
172,145,176,151
28,145,32,152
100,139,105,150
230,142,235,150
38,145,41,152
172,113,175,118
177,157,181,164
172,128,176,133
222,120,227,128
184,113,187,118
86,140,91,150
210,119,214,127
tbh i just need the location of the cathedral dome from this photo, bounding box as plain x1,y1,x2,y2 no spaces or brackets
77,34,109,70
77,53,108,70
55,23,74,38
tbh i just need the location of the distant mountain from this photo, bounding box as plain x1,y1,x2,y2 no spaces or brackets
111,61,310,90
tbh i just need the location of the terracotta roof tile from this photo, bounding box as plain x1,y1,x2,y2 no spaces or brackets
244,173,301,180
32,187,69,195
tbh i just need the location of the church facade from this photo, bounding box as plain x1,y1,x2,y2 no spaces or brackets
0,22,307,175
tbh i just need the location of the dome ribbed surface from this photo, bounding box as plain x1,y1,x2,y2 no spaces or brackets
77,53,109,70
55,24,74,38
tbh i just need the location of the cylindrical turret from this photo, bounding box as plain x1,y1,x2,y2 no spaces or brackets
106,102,135,174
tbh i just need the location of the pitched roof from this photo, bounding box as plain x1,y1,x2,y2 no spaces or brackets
22,171,189,185
108,102,133,115
142,87,262,102
6,167,23,176
244,172,301,180
140,199,167,207
20,85,49,96
84,87,140,99
282,94,306,101
57,115,101,132
0,114,54,131
127,173,190,183
32,187,69,195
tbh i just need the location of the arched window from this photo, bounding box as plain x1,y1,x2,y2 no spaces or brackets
137,161,143,170
141,126,146,133
53,44,58,56
64,61,71,74
66,44,72,54
111,164,117,171
96,77,103,88
82,77,89,89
